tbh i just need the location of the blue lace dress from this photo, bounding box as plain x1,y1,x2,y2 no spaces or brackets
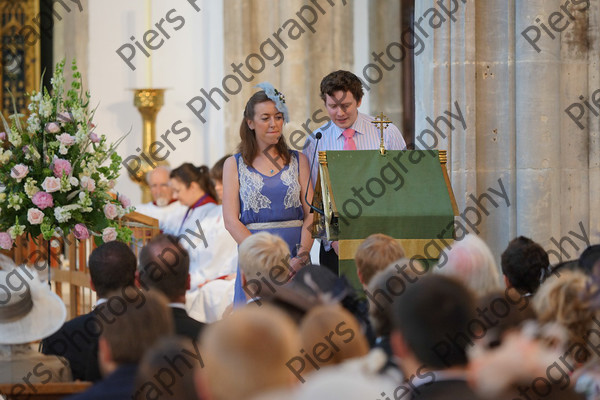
233,150,304,304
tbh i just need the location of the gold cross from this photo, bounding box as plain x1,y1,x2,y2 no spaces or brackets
371,112,391,155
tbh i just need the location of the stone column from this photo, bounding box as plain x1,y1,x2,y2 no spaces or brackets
368,0,404,141
223,0,354,152
415,0,600,263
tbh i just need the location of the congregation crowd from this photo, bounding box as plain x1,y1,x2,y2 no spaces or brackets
2,70,600,399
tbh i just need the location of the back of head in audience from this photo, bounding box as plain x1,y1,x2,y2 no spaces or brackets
533,270,598,364
580,244,600,275
355,233,405,286
134,336,201,400
200,305,300,400
391,275,476,371
89,240,137,299
435,234,501,296
139,234,190,302
501,236,549,295
239,232,290,301
299,304,369,376
98,287,174,375
291,265,375,344
367,258,426,339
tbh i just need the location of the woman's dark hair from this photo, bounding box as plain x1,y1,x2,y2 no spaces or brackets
170,163,217,201
210,154,230,182
237,90,290,166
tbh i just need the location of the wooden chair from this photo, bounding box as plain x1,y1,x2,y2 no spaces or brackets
0,382,92,400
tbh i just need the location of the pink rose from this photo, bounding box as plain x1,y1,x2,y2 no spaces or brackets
45,122,61,134
52,159,72,177
102,227,117,242
27,208,44,225
57,111,73,123
118,194,131,208
80,176,96,192
0,132,6,140
89,132,100,143
73,223,90,240
0,232,13,250
32,191,53,209
57,133,76,147
41,177,61,193
10,164,29,181
103,203,118,220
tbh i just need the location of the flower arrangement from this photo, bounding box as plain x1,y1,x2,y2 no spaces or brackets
0,59,134,249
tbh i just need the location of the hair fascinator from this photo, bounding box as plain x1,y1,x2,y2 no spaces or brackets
255,82,289,123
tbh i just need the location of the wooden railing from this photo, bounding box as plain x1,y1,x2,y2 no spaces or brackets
1,211,159,319
0,382,93,400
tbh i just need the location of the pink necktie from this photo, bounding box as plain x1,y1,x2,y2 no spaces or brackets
342,128,357,150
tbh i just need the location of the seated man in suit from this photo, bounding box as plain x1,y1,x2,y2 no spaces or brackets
66,288,174,400
138,234,206,341
42,241,137,382
390,275,482,399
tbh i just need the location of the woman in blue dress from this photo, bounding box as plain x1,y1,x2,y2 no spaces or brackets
223,83,314,304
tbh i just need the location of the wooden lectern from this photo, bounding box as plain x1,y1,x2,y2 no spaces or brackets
312,149,458,290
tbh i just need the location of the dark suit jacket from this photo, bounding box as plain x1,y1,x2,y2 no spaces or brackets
171,307,206,341
65,364,137,400
42,308,103,382
413,379,482,400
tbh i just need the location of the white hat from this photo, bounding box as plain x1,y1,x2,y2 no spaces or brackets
0,259,66,345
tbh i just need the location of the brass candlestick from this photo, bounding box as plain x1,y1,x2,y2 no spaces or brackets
129,88,165,203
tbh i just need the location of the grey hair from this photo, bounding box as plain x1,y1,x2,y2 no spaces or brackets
145,165,172,185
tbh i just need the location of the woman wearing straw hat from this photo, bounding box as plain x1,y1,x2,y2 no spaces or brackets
0,256,72,384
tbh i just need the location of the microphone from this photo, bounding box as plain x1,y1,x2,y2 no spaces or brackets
305,132,324,215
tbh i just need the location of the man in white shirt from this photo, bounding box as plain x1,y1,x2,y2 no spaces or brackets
135,165,185,230
303,70,407,273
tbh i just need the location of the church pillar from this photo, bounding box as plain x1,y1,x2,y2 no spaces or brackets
415,0,599,263
222,0,353,152
368,0,403,137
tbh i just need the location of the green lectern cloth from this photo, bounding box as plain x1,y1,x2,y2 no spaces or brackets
321,150,455,290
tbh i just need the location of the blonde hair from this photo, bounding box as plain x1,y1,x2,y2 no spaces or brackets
533,270,598,363
239,232,290,284
200,305,300,400
299,304,369,375
434,234,501,296
355,234,405,285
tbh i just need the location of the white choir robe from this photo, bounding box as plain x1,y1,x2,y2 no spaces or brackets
164,203,238,323
135,201,187,231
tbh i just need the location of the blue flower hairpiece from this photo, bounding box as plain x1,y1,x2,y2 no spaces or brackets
255,82,289,123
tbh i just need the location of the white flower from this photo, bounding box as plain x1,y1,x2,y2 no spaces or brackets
72,107,85,124
8,194,22,210
39,99,53,118
8,130,21,147
69,177,79,186
27,113,41,133
24,178,40,198
59,145,68,155
0,149,11,164
8,223,25,239
10,164,29,181
27,208,44,225
41,177,61,193
80,176,96,192
32,92,42,102
54,207,72,223
0,193,6,203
